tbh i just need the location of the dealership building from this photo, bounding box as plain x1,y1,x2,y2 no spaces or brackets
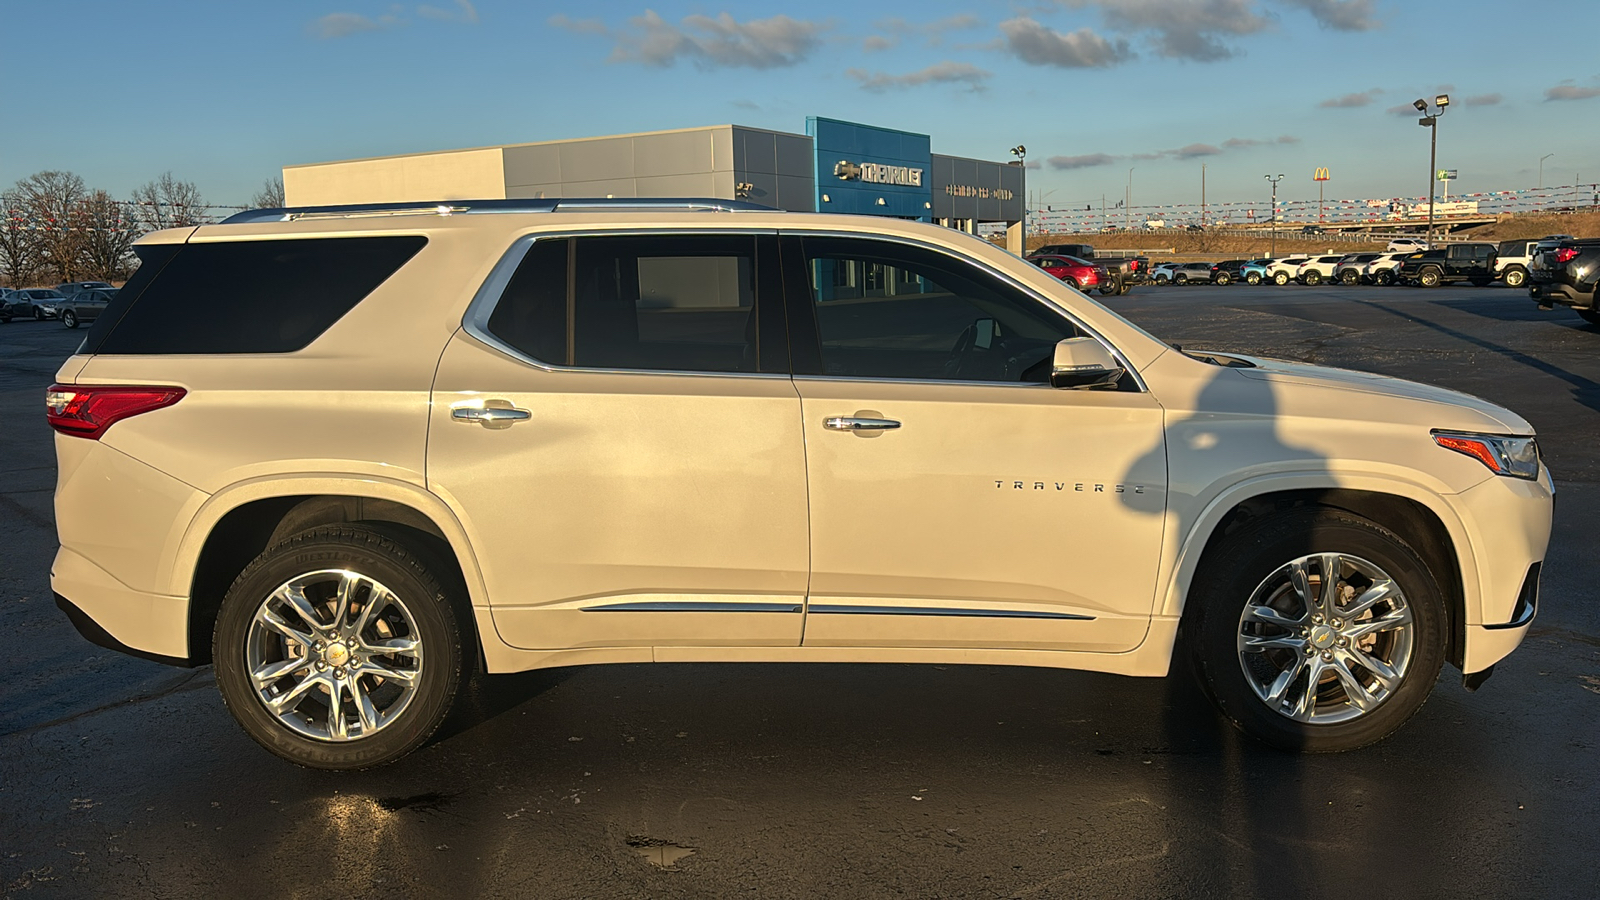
283,117,1027,251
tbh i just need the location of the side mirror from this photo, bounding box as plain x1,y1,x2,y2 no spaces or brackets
1050,337,1125,389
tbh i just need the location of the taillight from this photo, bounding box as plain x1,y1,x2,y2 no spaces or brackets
45,384,185,439
1554,247,1580,264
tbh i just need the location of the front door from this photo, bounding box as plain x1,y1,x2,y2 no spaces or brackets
429,232,809,651
782,234,1168,653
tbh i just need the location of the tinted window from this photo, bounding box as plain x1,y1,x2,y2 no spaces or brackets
485,234,764,374
800,236,1080,383
88,237,425,355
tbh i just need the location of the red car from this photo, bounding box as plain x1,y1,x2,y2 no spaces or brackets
1026,254,1102,290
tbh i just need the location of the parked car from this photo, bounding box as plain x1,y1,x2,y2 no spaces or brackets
1262,257,1310,285
1295,255,1348,285
1396,243,1497,287
1027,254,1101,290
1149,262,1178,284
1032,243,1147,296
1334,253,1384,285
57,288,115,328
17,288,69,318
1301,225,1325,235
55,281,114,297
1528,238,1600,325
48,197,1550,768
1387,237,1430,253
1494,239,1543,288
1363,252,1410,285
1237,259,1274,285
1167,262,1215,285
1209,259,1250,285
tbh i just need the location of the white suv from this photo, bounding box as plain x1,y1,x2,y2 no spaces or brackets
49,199,1551,768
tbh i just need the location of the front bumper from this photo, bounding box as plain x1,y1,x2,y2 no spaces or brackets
1453,468,1552,673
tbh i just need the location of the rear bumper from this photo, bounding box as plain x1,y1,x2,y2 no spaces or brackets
1528,281,1593,308
51,544,192,664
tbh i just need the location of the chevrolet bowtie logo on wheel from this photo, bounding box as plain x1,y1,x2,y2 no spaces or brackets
834,160,861,181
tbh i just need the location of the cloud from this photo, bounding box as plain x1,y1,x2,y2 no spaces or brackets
1171,143,1223,158
1277,0,1378,31
999,17,1132,68
862,34,893,51
731,99,761,110
1463,93,1502,106
552,10,827,69
1024,159,1041,170
1545,84,1600,101
1386,102,1423,116
847,61,992,92
1277,134,1301,144
1056,0,1272,62
418,0,478,23
310,12,395,39
1049,153,1117,170
1318,87,1382,108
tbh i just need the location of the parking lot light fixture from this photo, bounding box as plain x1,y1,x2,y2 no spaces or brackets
1265,173,1284,257
1415,95,1448,244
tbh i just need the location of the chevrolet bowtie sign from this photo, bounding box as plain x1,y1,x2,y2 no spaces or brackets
834,159,923,187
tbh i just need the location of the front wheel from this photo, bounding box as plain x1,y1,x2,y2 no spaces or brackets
1174,274,1188,285
213,525,466,769
1214,272,1231,285
1188,508,1445,752
34,307,45,320
61,310,78,329
1273,272,1290,286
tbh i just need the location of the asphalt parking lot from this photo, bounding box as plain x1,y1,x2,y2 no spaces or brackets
3,284,1597,899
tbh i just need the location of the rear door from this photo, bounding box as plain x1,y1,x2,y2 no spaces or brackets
428,232,811,652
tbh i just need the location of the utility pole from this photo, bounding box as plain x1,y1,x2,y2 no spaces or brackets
1539,153,1553,190
1265,173,1284,257
1201,164,1207,228
1126,168,1134,230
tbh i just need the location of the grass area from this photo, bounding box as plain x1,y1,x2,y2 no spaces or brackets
1462,210,1600,241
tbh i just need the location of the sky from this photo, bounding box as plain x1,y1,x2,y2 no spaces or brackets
4,0,1599,213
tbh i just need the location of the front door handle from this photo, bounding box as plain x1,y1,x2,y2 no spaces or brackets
824,416,901,432
451,405,531,425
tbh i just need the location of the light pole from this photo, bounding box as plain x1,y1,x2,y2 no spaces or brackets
1539,153,1554,190
1126,167,1134,229
1010,145,1026,252
1264,173,1284,257
1413,94,1449,244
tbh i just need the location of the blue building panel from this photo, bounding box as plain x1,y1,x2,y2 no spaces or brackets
807,117,933,221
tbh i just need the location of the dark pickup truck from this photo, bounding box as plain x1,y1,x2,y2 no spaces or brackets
1396,242,1497,287
1528,238,1600,325
1033,243,1148,296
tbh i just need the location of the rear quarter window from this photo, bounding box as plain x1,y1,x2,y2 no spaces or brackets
83,236,427,355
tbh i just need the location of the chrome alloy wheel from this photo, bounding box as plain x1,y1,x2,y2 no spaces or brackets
1236,553,1415,724
245,569,423,742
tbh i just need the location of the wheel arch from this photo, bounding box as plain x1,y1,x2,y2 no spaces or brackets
1164,480,1475,670
175,478,489,666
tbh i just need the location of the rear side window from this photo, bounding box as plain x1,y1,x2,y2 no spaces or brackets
85,236,426,355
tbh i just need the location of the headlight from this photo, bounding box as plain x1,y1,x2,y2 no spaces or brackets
1432,431,1541,480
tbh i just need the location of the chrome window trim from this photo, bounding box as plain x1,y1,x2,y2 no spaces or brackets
461,226,1145,391
780,228,1148,392
460,228,792,381
582,600,802,613
807,604,1094,620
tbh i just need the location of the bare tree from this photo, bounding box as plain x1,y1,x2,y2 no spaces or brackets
250,176,285,209
16,170,89,282
130,171,207,231
0,190,45,286
78,190,142,281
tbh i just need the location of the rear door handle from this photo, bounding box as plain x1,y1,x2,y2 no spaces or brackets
824,416,901,432
451,405,531,425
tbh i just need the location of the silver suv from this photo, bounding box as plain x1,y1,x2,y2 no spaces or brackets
50,199,1550,768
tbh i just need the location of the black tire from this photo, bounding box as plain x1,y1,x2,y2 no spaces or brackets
213,525,466,769
1578,308,1600,326
62,310,78,329
34,307,45,320
1214,272,1231,285
1246,272,1262,285
1340,270,1359,285
1099,277,1120,296
1273,272,1290,286
1187,508,1446,752
0,316,10,323
1375,270,1395,286
1502,267,1527,288
1302,271,1322,286
1418,267,1441,288
1174,274,1188,285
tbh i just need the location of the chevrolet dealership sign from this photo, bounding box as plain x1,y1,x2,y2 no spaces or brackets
834,159,923,187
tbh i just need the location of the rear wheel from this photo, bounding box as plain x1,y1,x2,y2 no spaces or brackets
1246,272,1262,286
1502,267,1527,288
1418,268,1441,288
1375,270,1395,286
1273,272,1290,286
1340,270,1359,285
1099,276,1120,296
1188,508,1446,752
1302,271,1323,286
213,525,466,769
61,310,78,329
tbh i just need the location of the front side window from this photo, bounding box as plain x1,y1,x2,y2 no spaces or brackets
799,236,1081,384
485,234,768,374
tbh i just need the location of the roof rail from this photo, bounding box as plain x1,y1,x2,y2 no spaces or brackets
220,197,777,225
